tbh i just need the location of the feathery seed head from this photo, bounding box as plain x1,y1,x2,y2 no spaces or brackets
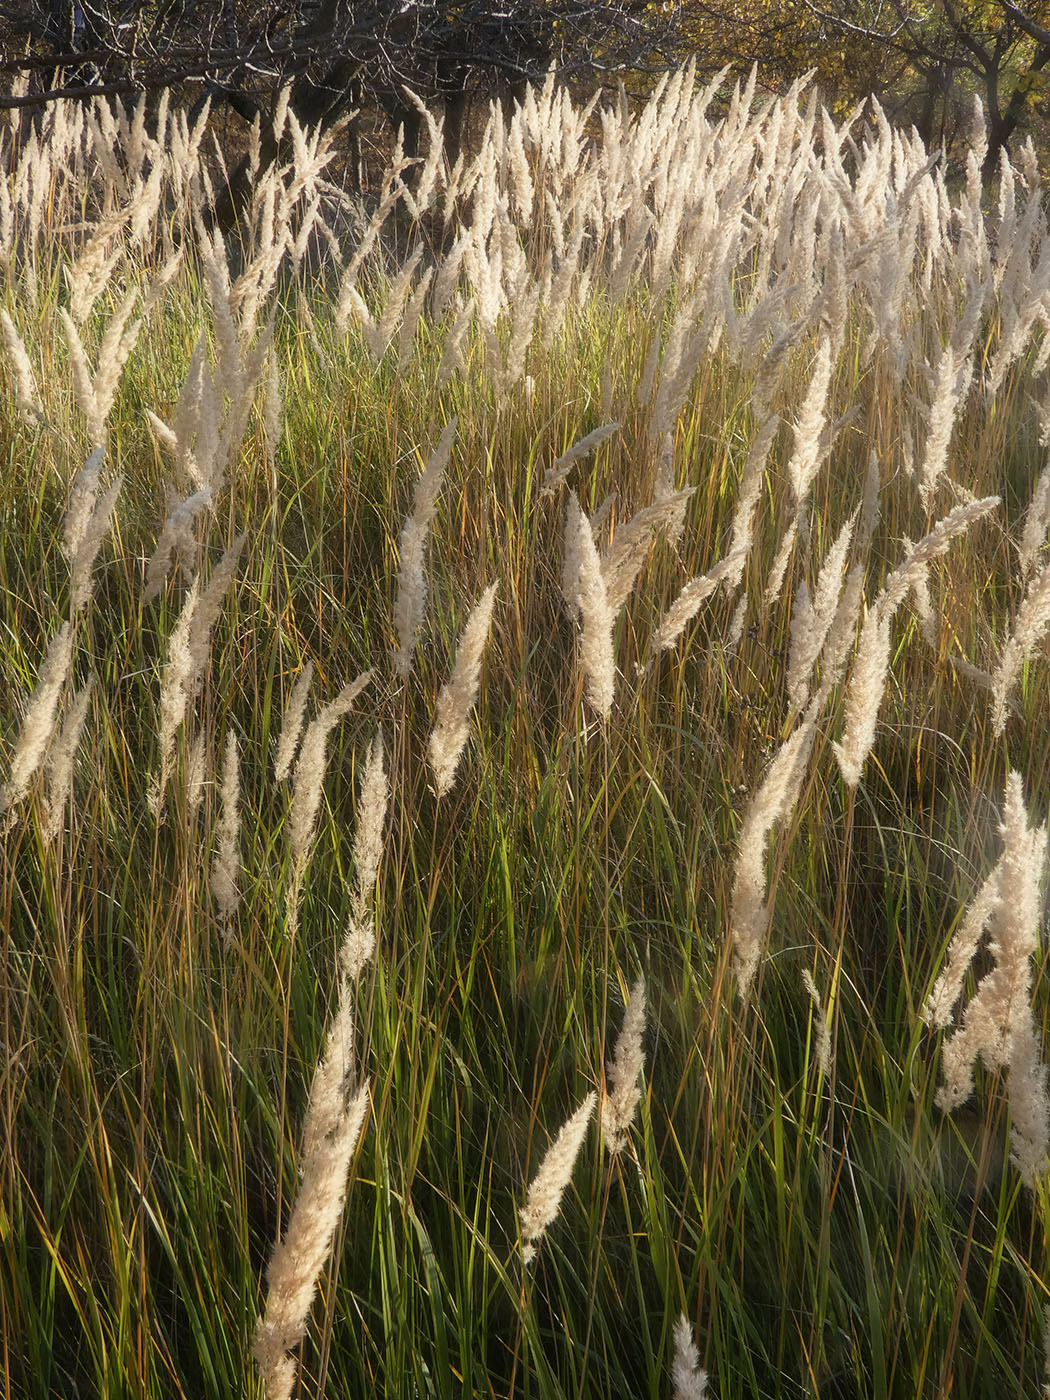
601,976,646,1151
520,1091,596,1263
429,584,498,796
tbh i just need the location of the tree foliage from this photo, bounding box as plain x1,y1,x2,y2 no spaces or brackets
679,0,1050,168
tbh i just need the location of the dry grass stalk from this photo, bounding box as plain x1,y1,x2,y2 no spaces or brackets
786,509,857,713
564,496,615,721
143,487,213,604
429,583,498,797
393,419,457,677
43,677,93,843
61,448,106,564
370,248,425,360
65,228,122,323
671,1315,709,1400
0,308,44,421
785,336,833,507
801,970,832,1077
520,1090,596,1263
287,671,374,917
1,622,73,815
813,565,866,703
341,730,389,982
901,539,938,647
990,558,1050,736
762,519,798,609
287,715,346,865
264,355,282,453
93,290,141,430
253,1052,369,1400
830,601,892,790
148,336,214,491
731,707,819,998
153,578,201,814
351,735,387,909
1019,455,1050,581
935,862,1013,1019
726,591,749,653
601,489,695,614
880,496,1000,613
649,553,739,660
857,449,882,554
322,672,374,727
833,496,999,788
560,494,585,621
186,730,207,820
201,231,244,405
59,299,140,447
154,536,245,814
67,466,123,613
723,415,779,590
274,660,314,783
541,422,620,496
917,342,971,506
210,730,240,930
601,976,646,1152
931,772,1049,1184
436,294,474,388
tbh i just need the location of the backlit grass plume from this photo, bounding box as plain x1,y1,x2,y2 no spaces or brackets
601,976,646,1153
210,729,240,931
928,771,1050,1185
341,729,388,982
43,677,93,843
273,660,314,784
563,495,615,721
672,1315,709,1400
286,670,373,929
429,583,497,796
1,309,44,421
991,559,1050,736
152,534,245,815
519,1091,596,1264
393,418,456,677
1,622,73,816
253,1006,369,1400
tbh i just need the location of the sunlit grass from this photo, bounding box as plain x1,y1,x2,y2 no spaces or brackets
3,70,1050,1399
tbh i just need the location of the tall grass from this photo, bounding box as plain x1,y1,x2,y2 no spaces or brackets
3,62,1050,1398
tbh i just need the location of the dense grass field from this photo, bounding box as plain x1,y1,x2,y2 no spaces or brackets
3,66,1050,1398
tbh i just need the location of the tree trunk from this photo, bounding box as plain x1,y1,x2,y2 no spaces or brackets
984,42,1050,175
